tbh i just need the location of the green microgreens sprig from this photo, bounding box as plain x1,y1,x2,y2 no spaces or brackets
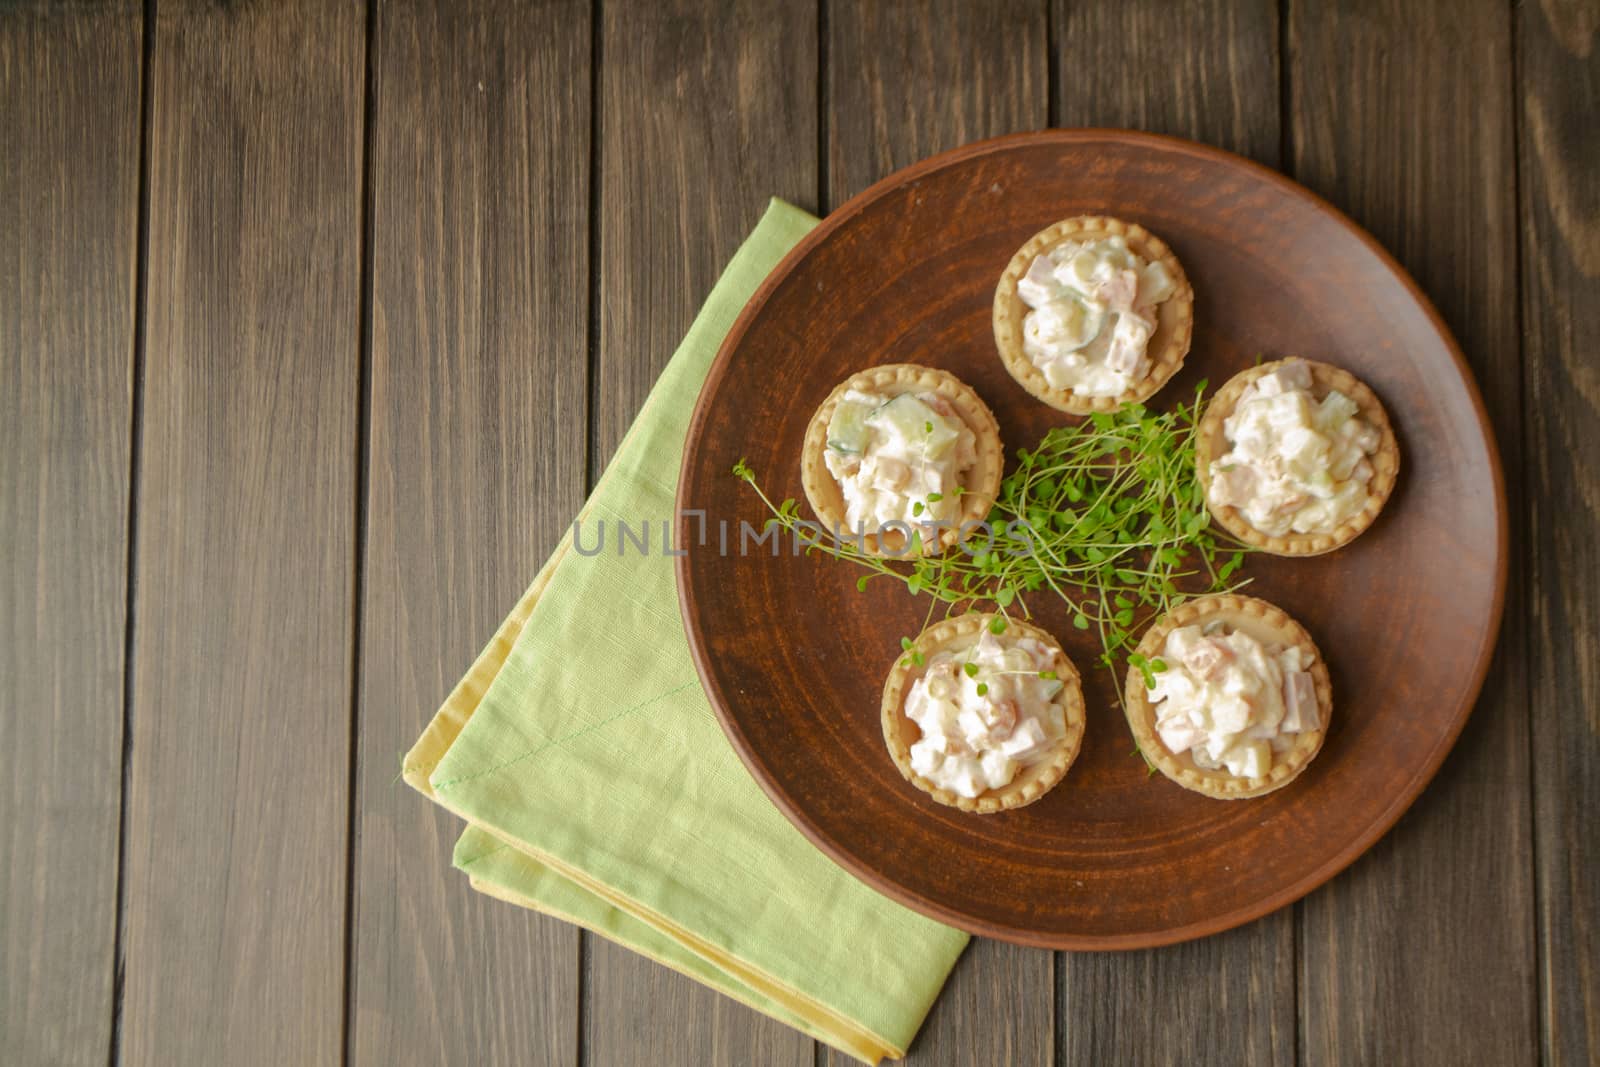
731,381,1253,711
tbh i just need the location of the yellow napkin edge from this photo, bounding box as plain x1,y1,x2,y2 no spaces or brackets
400,532,901,1065
458,834,887,1064
462,874,851,1048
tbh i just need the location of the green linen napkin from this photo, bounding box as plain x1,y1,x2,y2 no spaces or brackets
403,199,968,1064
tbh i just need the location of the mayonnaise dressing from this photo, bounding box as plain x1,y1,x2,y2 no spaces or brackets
822,389,978,534
904,630,1069,798
1209,361,1382,537
1016,234,1177,398
1145,622,1321,779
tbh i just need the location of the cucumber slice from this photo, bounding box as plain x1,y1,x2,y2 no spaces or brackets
1059,294,1107,353
826,400,871,454
1315,389,1359,431
1029,292,1107,355
865,394,960,459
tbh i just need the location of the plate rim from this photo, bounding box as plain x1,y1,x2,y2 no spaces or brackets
674,128,1509,949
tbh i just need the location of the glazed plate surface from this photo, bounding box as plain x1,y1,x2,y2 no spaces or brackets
676,131,1506,948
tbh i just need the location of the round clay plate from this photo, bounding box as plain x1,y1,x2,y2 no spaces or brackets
675,130,1506,949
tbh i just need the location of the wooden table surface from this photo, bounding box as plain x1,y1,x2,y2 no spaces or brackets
3,1,1594,1064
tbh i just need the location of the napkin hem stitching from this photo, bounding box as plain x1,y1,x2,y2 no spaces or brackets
430,678,701,791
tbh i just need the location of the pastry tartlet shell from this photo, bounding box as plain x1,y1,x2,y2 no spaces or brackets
1197,357,1400,556
801,363,1004,557
992,215,1194,414
1124,594,1331,800
881,613,1086,813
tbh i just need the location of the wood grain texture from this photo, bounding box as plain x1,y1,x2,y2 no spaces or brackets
589,0,817,465
586,1,816,1062
1060,919,1293,1065
1052,0,1280,167
0,5,141,1064
1289,1,1535,1063
119,2,365,1063
1518,1,1600,1063
826,0,1049,205
826,4,1053,1063
352,1,589,1064
1051,4,1292,1064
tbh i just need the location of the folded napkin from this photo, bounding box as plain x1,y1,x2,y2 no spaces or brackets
402,199,968,1063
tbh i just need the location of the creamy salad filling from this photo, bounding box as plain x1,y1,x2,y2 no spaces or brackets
823,389,978,534
1209,361,1383,537
904,630,1069,798
1145,622,1320,779
1016,234,1178,397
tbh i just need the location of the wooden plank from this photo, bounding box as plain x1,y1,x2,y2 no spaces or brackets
1517,2,1600,1063
0,4,142,1063
825,3,1054,1063
1059,921,1293,1064
350,1,589,1063
826,0,1050,204
117,2,365,1062
585,0,817,1062
1053,0,1280,167
1051,3,1294,1064
1288,2,1536,1063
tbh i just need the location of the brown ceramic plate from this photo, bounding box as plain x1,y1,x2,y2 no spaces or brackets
675,130,1506,949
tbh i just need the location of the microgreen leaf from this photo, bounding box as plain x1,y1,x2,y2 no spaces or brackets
963,662,979,678
729,392,1255,715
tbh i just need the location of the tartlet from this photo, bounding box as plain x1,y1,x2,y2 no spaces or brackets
881,613,1086,813
1197,357,1400,556
992,215,1194,414
801,363,1003,557
1125,594,1331,800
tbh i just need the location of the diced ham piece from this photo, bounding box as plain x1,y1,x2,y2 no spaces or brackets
1182,637,1233,680
1210,464,1256,508
999,717,1050,761
984,699,1019,737
1282,670,1319,732
1095,268,1140,310
1104,311,1155,376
